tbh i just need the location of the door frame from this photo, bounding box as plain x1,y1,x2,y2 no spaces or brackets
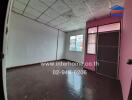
0,0,13,100
96,30,121,79
95,22,122,79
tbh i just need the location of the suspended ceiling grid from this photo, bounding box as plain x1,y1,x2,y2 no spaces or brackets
12,0,124,32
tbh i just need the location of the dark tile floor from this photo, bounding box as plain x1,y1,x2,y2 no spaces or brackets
7,61,123,100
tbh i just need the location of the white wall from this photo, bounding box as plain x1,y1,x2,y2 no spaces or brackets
6,12,65,68
57,31,65,60
64,29,85,63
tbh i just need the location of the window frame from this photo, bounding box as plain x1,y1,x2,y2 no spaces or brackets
86,22,121,55
87,33,97,54
69,34,83,52
69,35,76,51
87,27,97,55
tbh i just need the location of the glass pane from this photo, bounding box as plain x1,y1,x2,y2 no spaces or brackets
88,27,97,34
98,23,120,32
88,34,96,44
87,44,96,54
69,36,76,51
76,35,83,51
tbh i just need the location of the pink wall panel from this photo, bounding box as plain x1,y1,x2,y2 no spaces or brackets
85,1,132,99
87,16,121,28
119,0,132,100
84,54,96,71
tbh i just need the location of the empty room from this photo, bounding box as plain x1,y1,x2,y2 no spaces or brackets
0,0,132,100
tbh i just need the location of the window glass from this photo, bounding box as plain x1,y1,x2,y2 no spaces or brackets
87,23,120,54
70,36,76,51
98,23,120,32
87,44,96,54
88,27,97,33
69,35,83,52
76,35,83,51
87,27,97,54
88,34,96,44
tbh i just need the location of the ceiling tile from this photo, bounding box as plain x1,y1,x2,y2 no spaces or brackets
29,0,48,12
78,15,89,23
93,9,110,18
110,0,124,4
111,0,124,7
46,23,57,27
24,12,37,19
39,14,53,23
51,0,71,15
57,17,86,32
64,0,83,7
57,22,79,32
13,1,26,11
44,8,60,19
39,0,57,6
86,0,110,11
12,7,23,14
64,0,92,17
16,0,29,4
24,7,41,18
37,18,47,23
73,5,91,17
49,16,68,26
62,10,76,19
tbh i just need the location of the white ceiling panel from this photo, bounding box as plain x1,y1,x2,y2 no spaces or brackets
39,14,53,23
51,0,71,15
70,17,86,26
44,8,60,19
73,5,91,17
64,0,92,17
64,0,82,7
12,7,23,14
29,0,48,12
49,16,68,26
40,0,57,6
110,0,124,4
57,21,85,32
13,1,26,11
25,7,42,18
46,23,57,27
16,0,29,5
37,18,48,23
62,10,76,19
86,0,110,11
24,12,38,19
93,9,110,18
78,15,91,23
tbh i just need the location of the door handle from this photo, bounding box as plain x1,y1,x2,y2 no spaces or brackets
127,59,132,65
0,53,4,60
